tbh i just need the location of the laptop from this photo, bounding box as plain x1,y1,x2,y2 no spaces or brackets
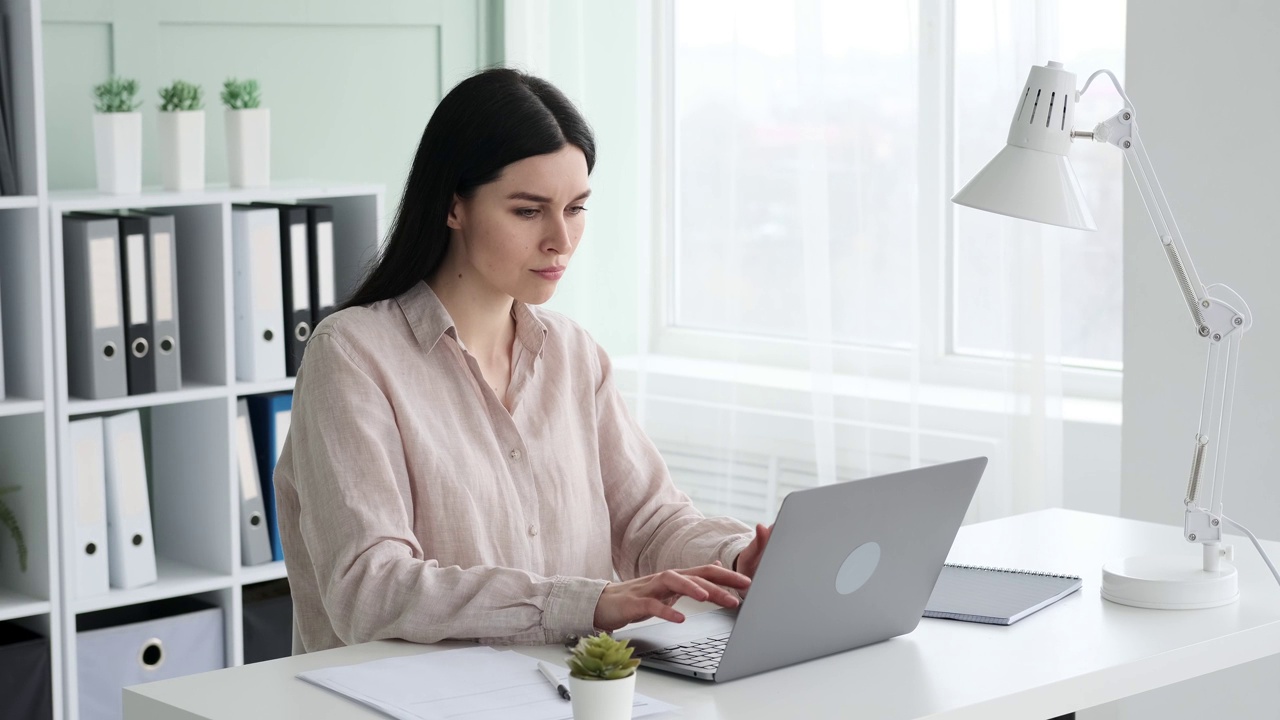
613,456,987,682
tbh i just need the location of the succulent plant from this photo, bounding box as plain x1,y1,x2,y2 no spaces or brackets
221,78,262,110
0,486,27,573
158,80,204,112
566,632,641,681
93,76,142,113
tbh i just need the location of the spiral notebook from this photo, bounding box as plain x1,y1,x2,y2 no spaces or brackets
924,563,1083,626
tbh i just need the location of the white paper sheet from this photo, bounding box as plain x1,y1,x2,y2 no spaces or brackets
297,646,677,720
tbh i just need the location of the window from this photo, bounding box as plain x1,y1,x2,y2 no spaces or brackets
665,0,1126,375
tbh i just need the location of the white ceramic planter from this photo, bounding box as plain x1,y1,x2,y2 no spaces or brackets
157,109,206,192
92,112,142,194
569,673,635,720
225,108,270,188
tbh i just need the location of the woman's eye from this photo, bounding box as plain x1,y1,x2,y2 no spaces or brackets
567,206,588,216
516,208,539,218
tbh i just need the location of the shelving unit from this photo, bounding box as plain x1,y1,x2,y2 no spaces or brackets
0,2,387,717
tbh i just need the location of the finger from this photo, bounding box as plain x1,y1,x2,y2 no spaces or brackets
684,573,741,608
656,570,711,602
641,598,685,624
682,564,753,589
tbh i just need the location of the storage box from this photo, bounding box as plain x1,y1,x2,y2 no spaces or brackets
242,578,292,663
77,596,225,720
0,620,53,719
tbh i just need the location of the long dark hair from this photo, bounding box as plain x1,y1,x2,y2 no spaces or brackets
340,68,597,310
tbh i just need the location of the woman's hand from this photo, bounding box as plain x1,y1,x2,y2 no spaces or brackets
733,523,774,580
592,563,752,632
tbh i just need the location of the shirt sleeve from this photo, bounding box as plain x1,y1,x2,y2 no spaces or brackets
289,330,607,646
593,344,754,580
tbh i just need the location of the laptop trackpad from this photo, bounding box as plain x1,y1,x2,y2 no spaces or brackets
614,608,737,655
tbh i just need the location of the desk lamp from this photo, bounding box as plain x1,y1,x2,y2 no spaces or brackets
952,61,1280,608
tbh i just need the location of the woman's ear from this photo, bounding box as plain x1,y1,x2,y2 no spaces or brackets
446,194,464,231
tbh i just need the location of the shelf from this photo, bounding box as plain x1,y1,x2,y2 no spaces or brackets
0,194,38,209
0,396,42,418
236,560,288,586
48,181,385,213
233,377,296,397
66,382,227,416
0,587,49,623
72,558,233,614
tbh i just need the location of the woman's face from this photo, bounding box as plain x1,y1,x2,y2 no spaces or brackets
446,145,590,305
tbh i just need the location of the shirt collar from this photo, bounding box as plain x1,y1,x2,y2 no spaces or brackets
396,280,548,357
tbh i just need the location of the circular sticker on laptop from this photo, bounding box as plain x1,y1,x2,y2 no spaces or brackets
836,541,881,595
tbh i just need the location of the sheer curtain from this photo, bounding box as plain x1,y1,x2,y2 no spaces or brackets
505,0,1123,527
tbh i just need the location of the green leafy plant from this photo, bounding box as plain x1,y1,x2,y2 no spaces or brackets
566,632,640,681
158,80,204,112
0,486,27,573
93,76,142,113
220,78,262,110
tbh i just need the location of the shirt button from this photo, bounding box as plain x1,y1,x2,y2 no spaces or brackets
528,524,539,537
509,448,522,461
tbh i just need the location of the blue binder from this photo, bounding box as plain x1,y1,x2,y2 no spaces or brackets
246,392,292,562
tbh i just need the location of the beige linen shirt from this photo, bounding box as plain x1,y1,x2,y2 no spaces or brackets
274,280,752,653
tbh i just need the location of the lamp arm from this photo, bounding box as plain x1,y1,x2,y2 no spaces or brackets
1083,75,1262,575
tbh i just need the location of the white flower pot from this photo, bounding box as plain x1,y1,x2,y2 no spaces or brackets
92,112,142,194
225,108,270,188
157,109,205,192
569,674,635,720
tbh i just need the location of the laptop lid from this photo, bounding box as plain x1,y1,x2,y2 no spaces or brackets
710,456,987,681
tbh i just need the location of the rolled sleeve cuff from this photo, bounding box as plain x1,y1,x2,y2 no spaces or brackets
718,535,754,572
543,576,609,644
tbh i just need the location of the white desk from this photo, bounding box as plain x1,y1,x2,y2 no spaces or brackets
123,509,1280,719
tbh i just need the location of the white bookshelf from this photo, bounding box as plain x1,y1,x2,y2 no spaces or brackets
0,2,387,717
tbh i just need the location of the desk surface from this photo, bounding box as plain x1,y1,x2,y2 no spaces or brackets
124,509,1280,720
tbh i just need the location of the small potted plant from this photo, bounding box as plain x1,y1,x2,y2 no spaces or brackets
157,80,205,191
91,76,143,194
221,77,269,188
566,633,640,720
0,486,27,573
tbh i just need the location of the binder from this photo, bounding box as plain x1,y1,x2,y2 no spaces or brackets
231,205,285,382
68,417,110,598
122,210,182,392
298,203,337,326
0,273,5,399
116,215,155,395
250,203,312,376
247,392,291,562
102,410,158,589
924,563,1083,625
236,399,273,565
63,214,128,400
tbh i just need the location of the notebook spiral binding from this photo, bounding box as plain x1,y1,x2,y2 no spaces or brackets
943,562,1081,580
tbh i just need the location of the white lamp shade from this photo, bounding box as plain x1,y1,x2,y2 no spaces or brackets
951,143,1097,231
952,61,1097,231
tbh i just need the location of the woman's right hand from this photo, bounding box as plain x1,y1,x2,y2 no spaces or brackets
592,562,752,632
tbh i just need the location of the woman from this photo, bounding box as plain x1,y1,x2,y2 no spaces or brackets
274,68,772,654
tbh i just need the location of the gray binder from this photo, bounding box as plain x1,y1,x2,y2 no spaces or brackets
126,211,182,392
0,272,6,399
236,400,273,566
63,214,128,400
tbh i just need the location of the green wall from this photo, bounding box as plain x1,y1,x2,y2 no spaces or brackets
42,0,499,225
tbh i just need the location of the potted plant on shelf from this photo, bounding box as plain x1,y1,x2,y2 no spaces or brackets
0,485,27,572
91,76,143,194
566,632,640,720
157,80,205,191
221,77,269,188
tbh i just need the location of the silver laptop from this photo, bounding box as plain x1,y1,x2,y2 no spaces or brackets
614,456,987,682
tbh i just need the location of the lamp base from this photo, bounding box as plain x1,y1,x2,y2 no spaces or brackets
1101,555,1238,609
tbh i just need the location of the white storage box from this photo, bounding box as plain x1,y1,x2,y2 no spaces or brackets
77,596,225,720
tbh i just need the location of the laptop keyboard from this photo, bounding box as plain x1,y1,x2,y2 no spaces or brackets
636,632,731,671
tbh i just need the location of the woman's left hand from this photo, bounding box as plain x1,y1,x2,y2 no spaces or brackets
733,523,773,580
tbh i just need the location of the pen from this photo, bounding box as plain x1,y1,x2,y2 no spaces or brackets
537,660,571,701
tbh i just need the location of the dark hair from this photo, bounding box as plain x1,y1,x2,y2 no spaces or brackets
340,68,596,310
